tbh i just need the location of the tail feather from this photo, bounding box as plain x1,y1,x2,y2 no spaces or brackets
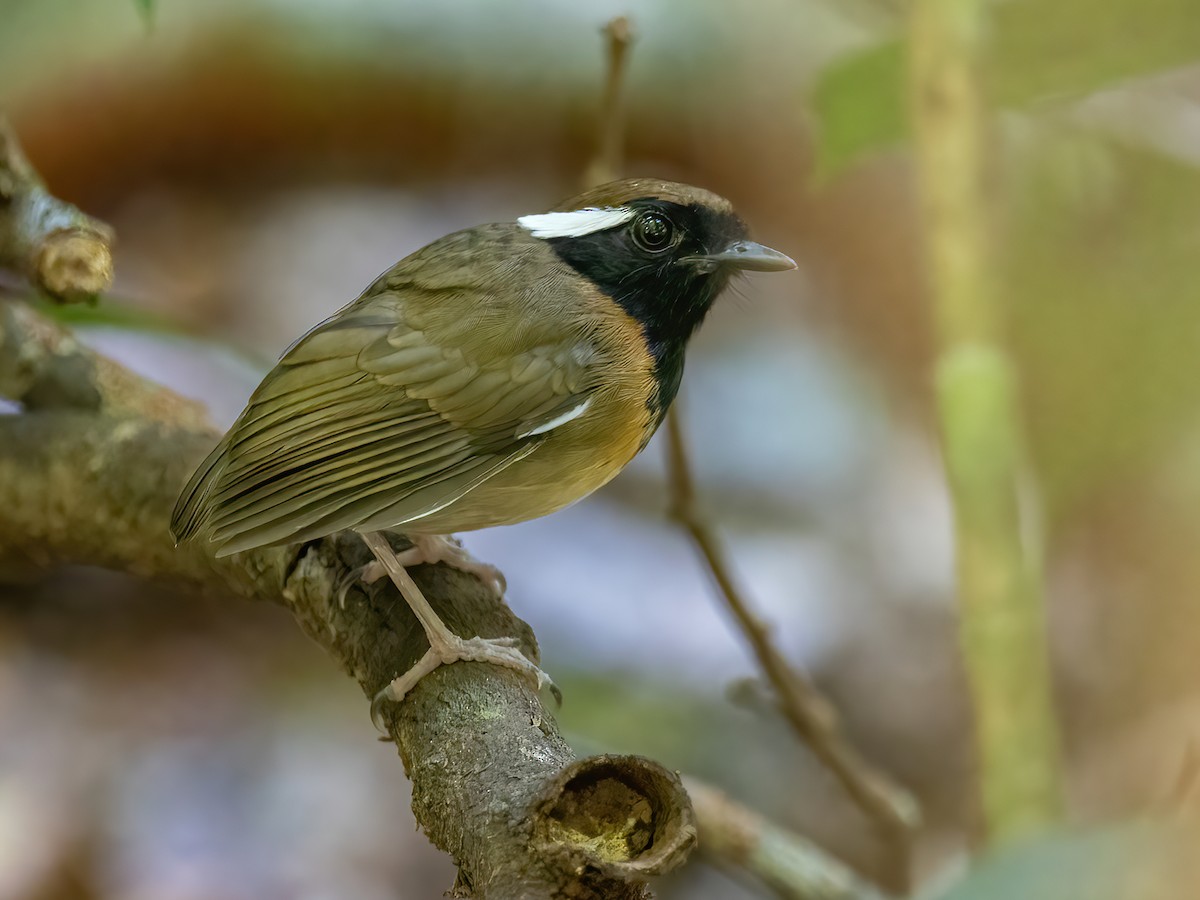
170,436,230,544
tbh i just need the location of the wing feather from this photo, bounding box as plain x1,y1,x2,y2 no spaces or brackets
170,245,601,555
208,430,471,543
229,404,427,469
210,415,449,510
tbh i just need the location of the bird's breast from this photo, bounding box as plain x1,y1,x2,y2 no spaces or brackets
411,298,659,534
430,385,651,532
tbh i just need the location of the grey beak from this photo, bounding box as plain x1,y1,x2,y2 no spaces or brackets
689,240,797,273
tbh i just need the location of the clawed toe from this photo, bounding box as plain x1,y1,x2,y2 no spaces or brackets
369,633,556,731
451,636,556,703
336,560,388,608
395,535,507,597
541,673,563,707
358,532,541,734
452,635,536,671
478,564,507,597
369,688,390,733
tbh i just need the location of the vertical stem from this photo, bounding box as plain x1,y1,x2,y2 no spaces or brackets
584,16,634,188
907,0,1063,842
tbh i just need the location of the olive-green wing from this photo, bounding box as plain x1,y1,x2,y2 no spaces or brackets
170,297,595,557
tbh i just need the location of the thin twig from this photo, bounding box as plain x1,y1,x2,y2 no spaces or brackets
0,117,114,302
580,11,919,894
684,776,893,900
1159,741,1200,820
665,408,918,892
584,16,634,189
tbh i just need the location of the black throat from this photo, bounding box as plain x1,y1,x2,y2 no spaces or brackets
544,201,738,429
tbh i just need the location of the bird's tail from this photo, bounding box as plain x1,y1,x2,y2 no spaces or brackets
169,435,230,544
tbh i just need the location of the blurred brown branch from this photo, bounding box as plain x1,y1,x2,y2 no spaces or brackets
665,409,918,892
583,16,633,188
685,777,893,900
581,12,918,896
1160,742,1200,820
0,118,114,302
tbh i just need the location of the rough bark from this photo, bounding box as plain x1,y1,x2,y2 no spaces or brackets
0,298,696,898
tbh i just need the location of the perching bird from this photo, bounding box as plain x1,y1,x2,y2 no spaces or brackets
171,178,795,712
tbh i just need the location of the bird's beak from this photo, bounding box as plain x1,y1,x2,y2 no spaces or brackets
686,240,797,273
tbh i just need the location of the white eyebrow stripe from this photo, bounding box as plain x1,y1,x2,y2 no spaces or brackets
517,207,635,239
518,397,594,438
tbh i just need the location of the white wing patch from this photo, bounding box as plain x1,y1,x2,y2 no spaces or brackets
518,397,593,438
518,207,635,239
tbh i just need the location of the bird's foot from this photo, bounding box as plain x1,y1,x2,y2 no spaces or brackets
395,534,506,597
358,530,554,733
370,633,558,731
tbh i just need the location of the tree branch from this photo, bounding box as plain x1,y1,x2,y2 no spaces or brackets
0,298,697,898
665,408,918,892
578,12,918,895
684,777,893,900
583,16,634,189
0,119,114,302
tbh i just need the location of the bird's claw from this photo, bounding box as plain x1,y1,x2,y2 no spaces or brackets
336,560,387,608
369,633,557,732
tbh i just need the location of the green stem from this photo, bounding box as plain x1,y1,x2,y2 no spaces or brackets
907,0,1063,842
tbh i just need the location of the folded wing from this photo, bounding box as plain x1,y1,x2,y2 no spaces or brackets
171,296,594,557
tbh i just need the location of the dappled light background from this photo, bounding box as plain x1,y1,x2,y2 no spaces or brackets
2,0,1198,897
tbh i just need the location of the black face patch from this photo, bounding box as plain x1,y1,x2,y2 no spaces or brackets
543,199,748,423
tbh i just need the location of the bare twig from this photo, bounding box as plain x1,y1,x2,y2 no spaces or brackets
665,408,918,892
684,777,893,900
580,12,918,895
584,16,634,189
0,118,114,302
1158,742,1200,820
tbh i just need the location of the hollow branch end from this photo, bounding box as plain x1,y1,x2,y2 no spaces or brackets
533,754,697,880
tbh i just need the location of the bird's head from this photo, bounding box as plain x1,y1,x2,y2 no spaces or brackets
518,178,795,360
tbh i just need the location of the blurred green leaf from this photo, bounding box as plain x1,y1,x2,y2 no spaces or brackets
995,0,1200,106
133,0,154,28
932,823,1200,900
1007,140,1200,523
812,0,1200,176
811,41,907,182
36,296,184,335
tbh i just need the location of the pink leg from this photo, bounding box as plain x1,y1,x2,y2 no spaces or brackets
394,534,507,596
358,531,554,728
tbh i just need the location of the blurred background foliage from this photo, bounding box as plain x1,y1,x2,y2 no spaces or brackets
1,0,1198,898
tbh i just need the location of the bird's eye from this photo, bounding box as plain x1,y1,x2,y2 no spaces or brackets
631,212,675,253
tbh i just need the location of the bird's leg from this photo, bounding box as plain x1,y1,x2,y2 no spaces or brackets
337,534,502,608
359,531,555,728
392,533,507,596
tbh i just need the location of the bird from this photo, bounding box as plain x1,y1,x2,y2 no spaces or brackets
171,177,795,715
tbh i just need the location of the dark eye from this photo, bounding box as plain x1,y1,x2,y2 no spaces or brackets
631,212,674,252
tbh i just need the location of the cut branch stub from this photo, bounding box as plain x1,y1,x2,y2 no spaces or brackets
0,118,115,302
32,227,115,301
532,754,697,879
